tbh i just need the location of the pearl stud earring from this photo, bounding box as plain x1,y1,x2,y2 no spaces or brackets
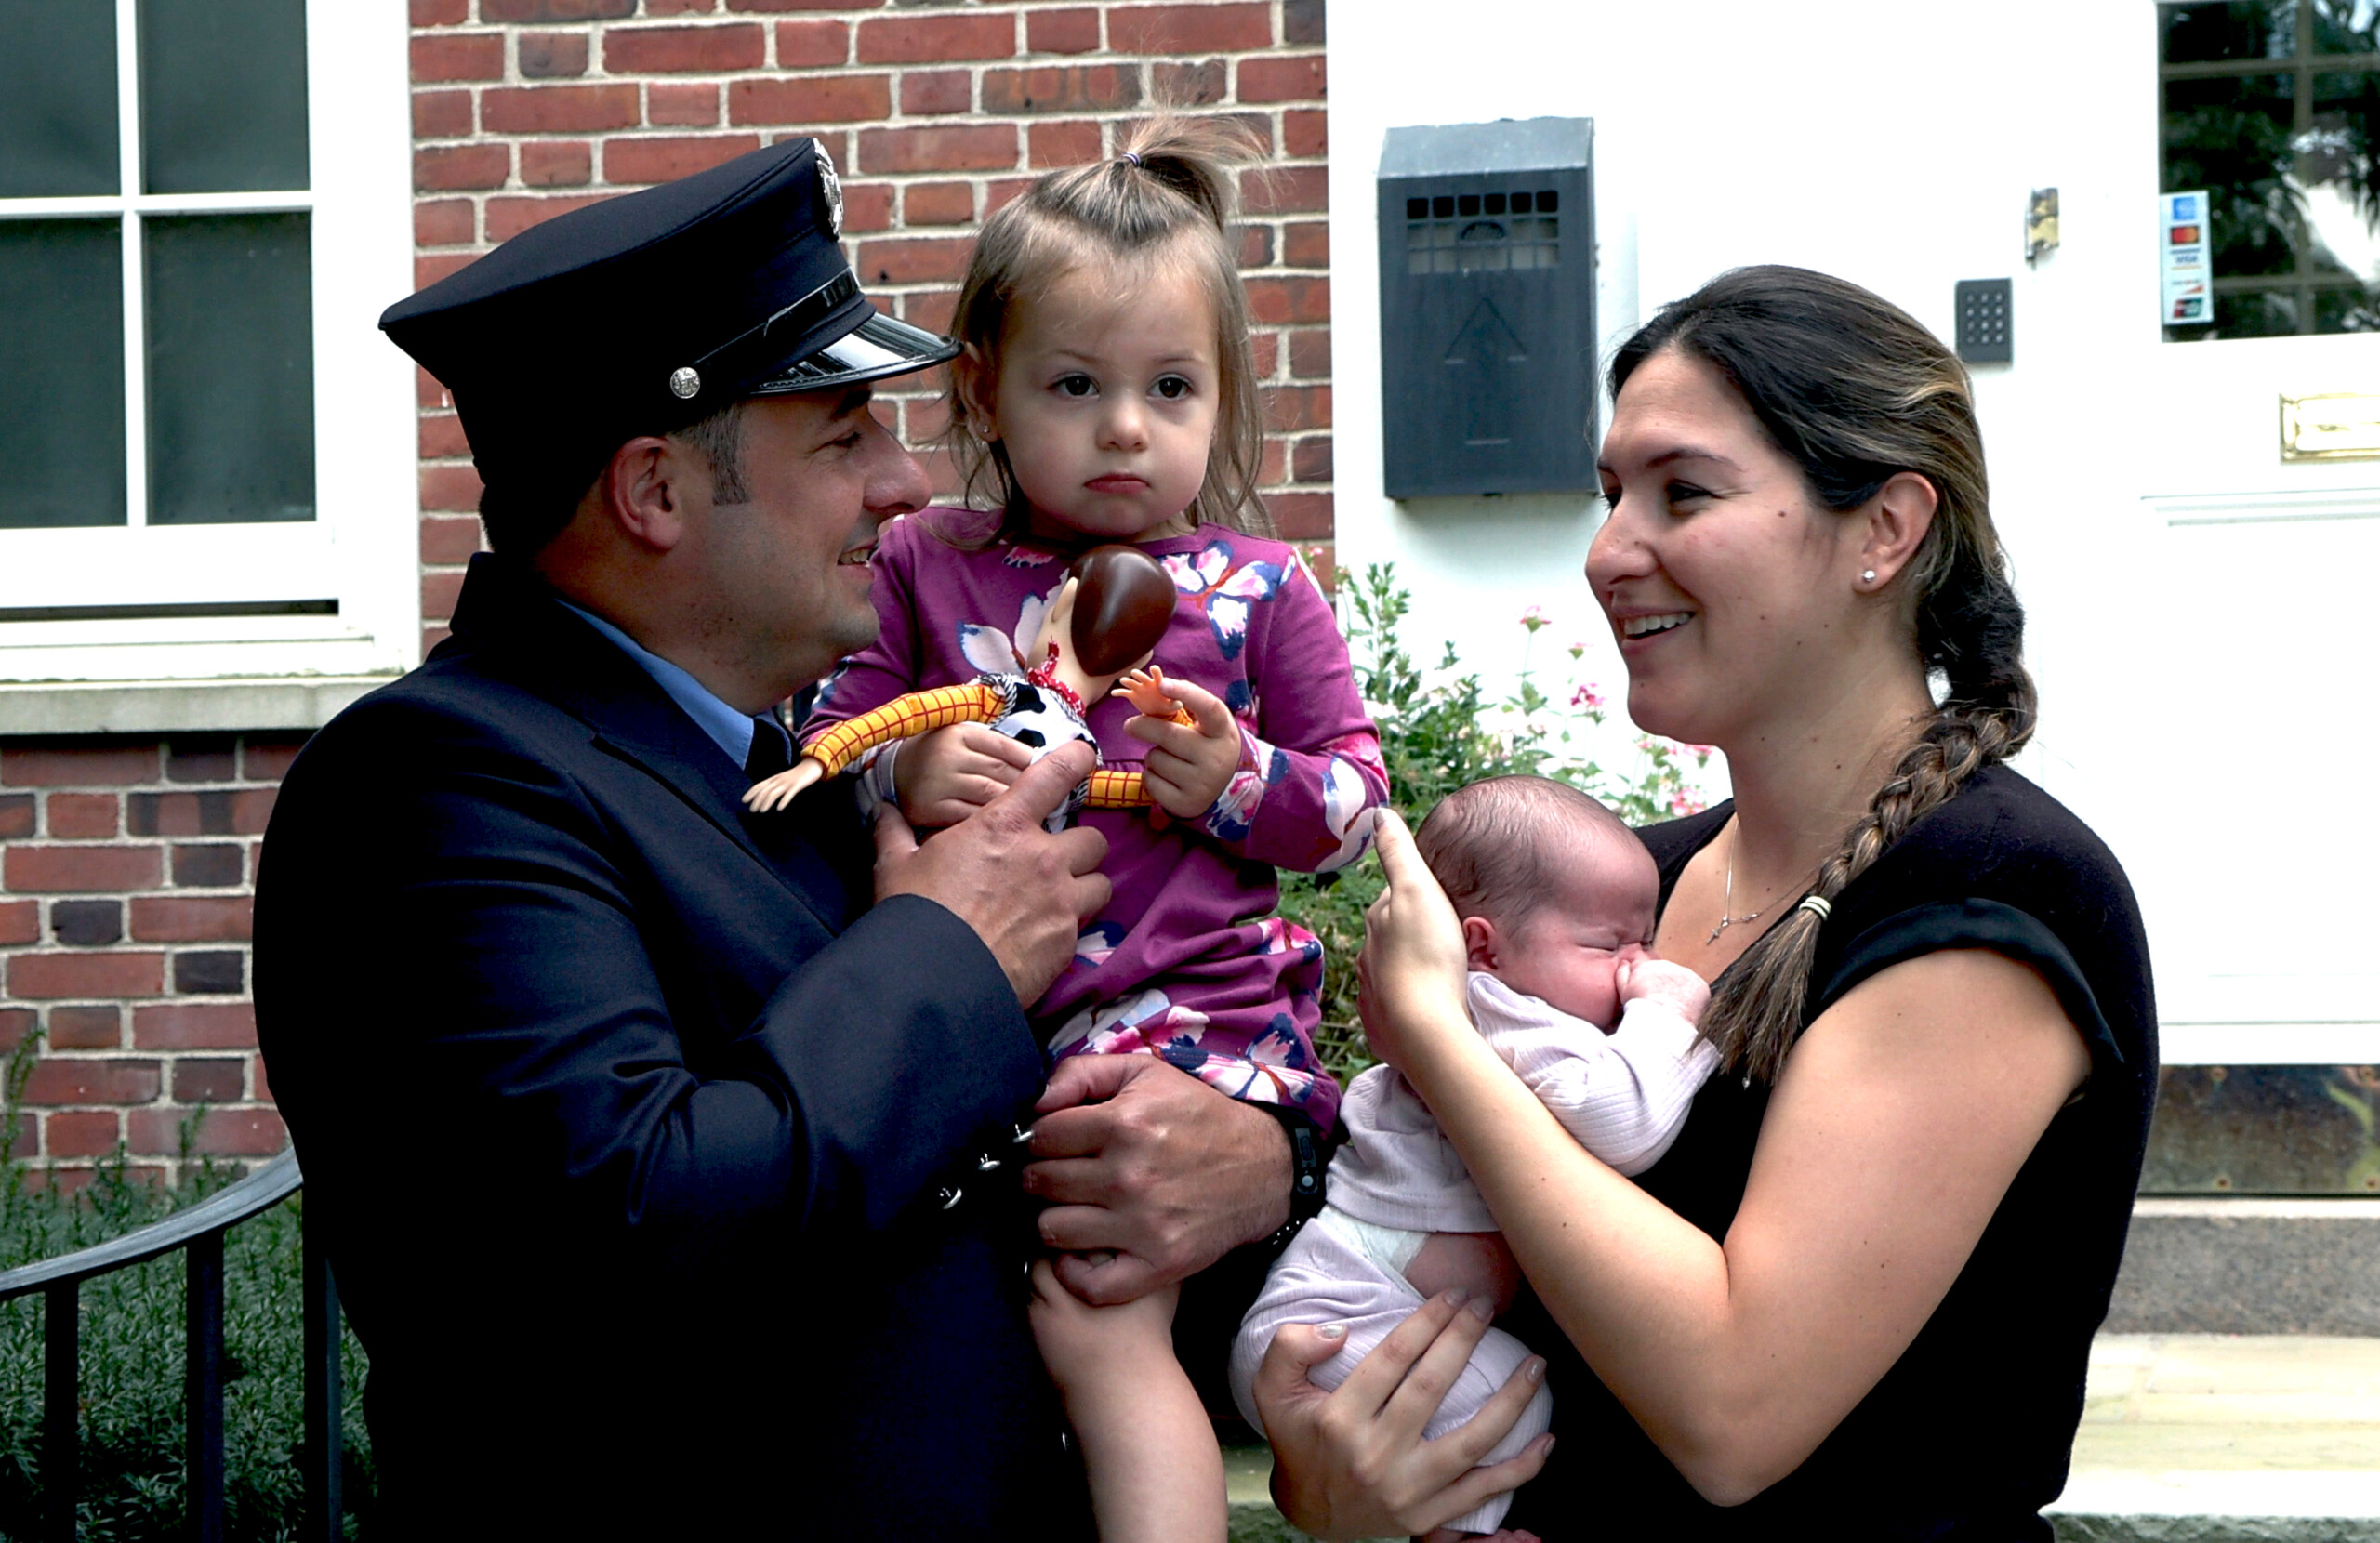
1860,568,1877,586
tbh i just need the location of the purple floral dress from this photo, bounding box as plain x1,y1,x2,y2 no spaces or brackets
807,511,1387,1128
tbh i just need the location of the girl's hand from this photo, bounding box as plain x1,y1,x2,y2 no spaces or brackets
895,721,1034,828
1120,673,1240,820
1253,1291,1553,1541
1356,810,1472,1072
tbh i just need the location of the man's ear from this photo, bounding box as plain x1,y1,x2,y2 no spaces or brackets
1461,915,1499,973
599,434,697,554
951,343,998,441
1857,470,1938,592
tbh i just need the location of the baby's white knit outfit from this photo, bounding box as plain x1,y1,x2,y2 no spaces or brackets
1231,971,1718,1536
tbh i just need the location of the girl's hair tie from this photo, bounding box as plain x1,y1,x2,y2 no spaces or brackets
1795,894,1831,921
1117,151,1144,168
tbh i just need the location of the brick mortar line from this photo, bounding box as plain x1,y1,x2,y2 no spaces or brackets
410,149,1327,212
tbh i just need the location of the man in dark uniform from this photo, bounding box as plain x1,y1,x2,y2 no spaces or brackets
254,140,1309,1536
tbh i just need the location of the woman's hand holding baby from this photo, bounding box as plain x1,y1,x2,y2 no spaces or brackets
1615,953,1712,1023
1254,1288,1551,1542
1356,811,1473,1074
895,721,1033,828
1120,672,1241,820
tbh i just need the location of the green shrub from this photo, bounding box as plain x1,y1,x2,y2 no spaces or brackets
0,1035,373,1542
1279,564,1713,1083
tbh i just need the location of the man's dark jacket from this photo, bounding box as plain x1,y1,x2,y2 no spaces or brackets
255,554,1085,1536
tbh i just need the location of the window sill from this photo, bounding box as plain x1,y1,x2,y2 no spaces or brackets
0,676,394,737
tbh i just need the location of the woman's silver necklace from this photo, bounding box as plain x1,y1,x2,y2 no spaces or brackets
1708,827,1775,944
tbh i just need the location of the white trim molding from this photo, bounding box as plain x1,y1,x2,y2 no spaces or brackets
2144,486,2380,526
2160,1022,2380,1065
0,677,392,736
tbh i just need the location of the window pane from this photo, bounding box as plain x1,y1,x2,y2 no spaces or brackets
2165,73,2300,276
0,0,121,197
2306,72,2380,293
144,214,314,525
2313,283,2380,327
2161,1,2295,63
138,0,308,194
2218,287,2303,334
0,220,127,528
2311,0,2380,55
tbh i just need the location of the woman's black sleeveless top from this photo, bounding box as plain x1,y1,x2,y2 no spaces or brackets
1500,764,2156,1541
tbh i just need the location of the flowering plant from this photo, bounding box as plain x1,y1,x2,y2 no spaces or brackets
1279,564,1714,1077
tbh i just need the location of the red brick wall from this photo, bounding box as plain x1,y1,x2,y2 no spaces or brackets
410,0,1333,652
0,738,300,1185
0,1,1332,1182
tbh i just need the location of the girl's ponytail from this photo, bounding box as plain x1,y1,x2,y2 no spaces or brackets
942,111,1273,541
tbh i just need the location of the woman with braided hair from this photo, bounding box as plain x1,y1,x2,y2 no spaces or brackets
1250,266,2156,1541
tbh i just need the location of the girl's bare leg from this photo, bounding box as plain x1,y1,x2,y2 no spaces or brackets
1029,1258,1226,1543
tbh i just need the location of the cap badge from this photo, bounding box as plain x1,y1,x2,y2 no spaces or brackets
814,141,843,239
668,366,702,401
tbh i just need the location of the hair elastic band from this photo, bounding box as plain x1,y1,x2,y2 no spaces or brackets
1117,151,1144,168
1796,895,1831,921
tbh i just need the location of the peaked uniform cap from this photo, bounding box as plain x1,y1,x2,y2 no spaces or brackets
377,138,955,544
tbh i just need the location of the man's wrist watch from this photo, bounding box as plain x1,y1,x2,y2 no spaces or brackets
1254,1104,1330,1255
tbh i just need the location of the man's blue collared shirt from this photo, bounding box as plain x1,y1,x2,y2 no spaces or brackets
560,601,790,770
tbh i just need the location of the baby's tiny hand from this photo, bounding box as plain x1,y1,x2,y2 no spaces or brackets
1618,956,1712,1023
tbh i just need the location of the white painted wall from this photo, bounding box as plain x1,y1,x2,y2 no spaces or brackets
1329,0,2380,1062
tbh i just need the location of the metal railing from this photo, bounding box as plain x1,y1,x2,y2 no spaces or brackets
0,1150,343,1543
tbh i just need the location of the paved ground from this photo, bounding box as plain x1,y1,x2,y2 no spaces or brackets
1226,1334,2380,1541
2055,1334,2380,1527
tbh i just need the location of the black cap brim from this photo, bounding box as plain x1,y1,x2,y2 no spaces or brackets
748,308,959,394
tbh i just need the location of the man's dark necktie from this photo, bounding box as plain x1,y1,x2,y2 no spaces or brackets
744,716,794,782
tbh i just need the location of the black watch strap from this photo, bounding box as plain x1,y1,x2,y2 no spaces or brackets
1254,1104,1330,1255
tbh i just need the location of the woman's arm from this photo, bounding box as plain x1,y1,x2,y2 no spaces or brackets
1361,813,2089,1504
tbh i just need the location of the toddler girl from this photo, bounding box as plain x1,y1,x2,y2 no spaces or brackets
800,116,1387,1542
1231,776,1718,1539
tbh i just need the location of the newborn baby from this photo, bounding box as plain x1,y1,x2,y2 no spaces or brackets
1231,775,1718,1538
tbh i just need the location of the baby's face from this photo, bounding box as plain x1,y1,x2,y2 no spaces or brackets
1483,836,1659,1029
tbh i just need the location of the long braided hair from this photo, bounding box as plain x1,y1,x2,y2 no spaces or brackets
1611,267,2038,1085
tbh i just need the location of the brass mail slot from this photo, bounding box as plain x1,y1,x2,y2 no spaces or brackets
2281,392,2380,462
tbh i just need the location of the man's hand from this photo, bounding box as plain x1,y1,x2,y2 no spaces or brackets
1023,1054,1291,1303
896,721,1032,828
1120,674,1241,821
873,741,1108,1006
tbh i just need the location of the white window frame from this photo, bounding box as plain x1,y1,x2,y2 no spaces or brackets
0,0,416,724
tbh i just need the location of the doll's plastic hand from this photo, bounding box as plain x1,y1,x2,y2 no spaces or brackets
1616,953,1712,1024
1112,666,1193,725
896,721,1034,828
741,758,823,813
1118,672,1239,820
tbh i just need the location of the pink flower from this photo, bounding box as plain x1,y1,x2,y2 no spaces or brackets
1519,605,1549,633
1670,790,1708,816
1570,683,1605,709
1567,640,1588,660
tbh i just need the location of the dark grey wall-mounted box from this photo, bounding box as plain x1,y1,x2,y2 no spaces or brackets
1377,117,1595,499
